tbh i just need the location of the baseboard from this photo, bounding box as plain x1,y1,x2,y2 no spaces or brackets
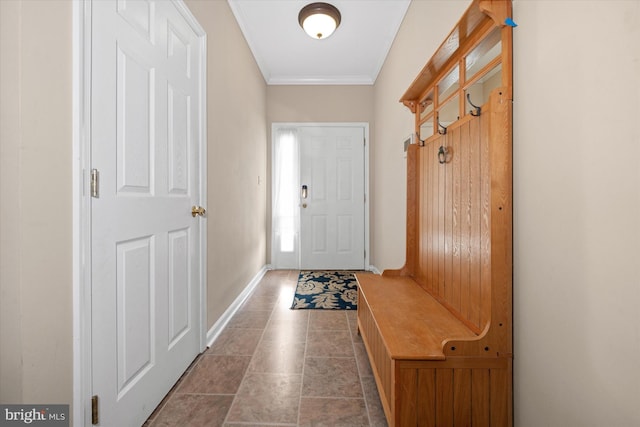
206,264,271,347
368,265,381,275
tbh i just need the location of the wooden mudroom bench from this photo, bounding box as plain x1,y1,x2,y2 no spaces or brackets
356,1,514,426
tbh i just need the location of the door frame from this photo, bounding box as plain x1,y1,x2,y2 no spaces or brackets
270,122,370,270
72,1,208,425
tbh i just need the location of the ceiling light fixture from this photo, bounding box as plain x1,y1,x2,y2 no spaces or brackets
298,2,341,40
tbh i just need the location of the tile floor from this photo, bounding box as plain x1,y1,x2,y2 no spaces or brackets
144,269,388,426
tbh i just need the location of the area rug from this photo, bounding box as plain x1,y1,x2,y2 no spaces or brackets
290,271,361,310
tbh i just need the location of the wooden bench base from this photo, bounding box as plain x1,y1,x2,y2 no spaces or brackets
356,274,512,427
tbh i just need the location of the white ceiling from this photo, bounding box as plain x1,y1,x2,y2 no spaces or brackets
227,0,411,85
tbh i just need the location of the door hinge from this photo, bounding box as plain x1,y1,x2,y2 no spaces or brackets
91,395,99,425
90,169,99,198
364,249,366,259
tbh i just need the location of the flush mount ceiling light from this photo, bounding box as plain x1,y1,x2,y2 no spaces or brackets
298,2,341,40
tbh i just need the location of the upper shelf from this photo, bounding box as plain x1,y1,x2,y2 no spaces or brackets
399,0,512,112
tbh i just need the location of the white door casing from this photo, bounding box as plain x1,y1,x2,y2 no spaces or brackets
299,126,366,270
88,1,206,426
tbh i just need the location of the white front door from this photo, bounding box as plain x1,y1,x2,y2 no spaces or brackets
90,1,206,425
299,126,365,269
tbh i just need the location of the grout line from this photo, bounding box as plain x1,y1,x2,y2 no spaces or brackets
297,274,310,427
223,269,302,426
226,423,296,426
303,355,357,360
221,272,278,426
176,392,237,396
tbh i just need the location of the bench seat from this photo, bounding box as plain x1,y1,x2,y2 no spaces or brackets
356,273,512,427
355,274,476,360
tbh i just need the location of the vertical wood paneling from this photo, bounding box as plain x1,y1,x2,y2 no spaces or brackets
480,111,492,329
416,149,424,285
398,369,418,426
412,117,494,334
423,143,430,293
357,290,393,417
433,141,440,295
454,369,472,426
444,131,454,306
427,143,435,293
417,368,437,427
435,369,454,427
469,117,482,329
396,364,510,427
417,147,425,288
451,127,462,312
444,129,460,311
490,366,510,427
438,139,446,299
471,369,491,427
419,148,428,287
459,122,471,322
405,144,419,275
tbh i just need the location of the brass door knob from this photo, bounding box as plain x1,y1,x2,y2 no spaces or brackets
191,206,206,217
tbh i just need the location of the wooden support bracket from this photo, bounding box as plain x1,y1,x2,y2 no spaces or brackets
479,0,511,28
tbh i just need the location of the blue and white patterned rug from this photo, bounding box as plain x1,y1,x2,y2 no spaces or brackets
290,271,360,310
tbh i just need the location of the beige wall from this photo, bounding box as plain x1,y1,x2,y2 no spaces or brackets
512,1,640,425
267,85,374,123
0,0,73,405
374,0,640,425
0,0,22,402
371,0,469,270
185,0,268,329
266,85,374,262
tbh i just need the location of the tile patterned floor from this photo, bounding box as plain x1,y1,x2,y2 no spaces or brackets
145,269,388,426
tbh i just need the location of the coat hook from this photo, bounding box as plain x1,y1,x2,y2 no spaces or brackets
466,93,481,116
437,115,448,135
438,145,448,164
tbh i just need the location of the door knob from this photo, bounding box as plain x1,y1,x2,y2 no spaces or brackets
191,206,206,217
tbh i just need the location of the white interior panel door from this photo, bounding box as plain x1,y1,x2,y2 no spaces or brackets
90,1,205,425
299,126,365,269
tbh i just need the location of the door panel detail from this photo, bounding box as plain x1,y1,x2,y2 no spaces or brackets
311,215,328,253
168,228,189,347
168,85,189,194
337,215,353,252
168,24,191,78
337,158,353,200
117,0,154,42
117,46,153,194
116,236,154,394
